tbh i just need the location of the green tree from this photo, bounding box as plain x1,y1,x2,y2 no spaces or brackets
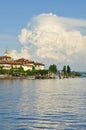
67,65,71,74
49,64,57,74
18,66,24,72
63,65,67,75
16,66,24,76
67,65,71,77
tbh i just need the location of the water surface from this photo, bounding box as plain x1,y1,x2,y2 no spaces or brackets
0,78,86,130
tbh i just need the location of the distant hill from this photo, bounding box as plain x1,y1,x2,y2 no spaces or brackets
80,72,86,77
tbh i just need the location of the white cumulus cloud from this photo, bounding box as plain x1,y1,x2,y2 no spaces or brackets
18,13,86,63
10,46,31,60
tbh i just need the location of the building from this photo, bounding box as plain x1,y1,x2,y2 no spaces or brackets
0,49,45,71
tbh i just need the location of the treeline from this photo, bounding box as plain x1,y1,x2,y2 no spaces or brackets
0,64,81,78
48,64,81,78
62,65,81,78
0,66,49,77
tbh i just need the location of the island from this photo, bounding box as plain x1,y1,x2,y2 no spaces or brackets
0,49,81,79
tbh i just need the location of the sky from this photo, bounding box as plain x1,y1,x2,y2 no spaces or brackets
0,0,86,71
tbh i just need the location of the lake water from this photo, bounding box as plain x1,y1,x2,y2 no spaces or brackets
0,78,86,130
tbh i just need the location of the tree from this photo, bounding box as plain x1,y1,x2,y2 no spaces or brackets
67,65,71,77
49,64,57,74
67,65,71,74
63,65,67,75
16,66,24,75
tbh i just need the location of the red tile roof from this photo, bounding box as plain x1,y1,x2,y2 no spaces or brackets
0,56,45,66
15,58,35,64
0,56,11,59
34,62,45,66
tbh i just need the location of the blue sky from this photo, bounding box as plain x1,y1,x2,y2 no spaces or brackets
1,0,86,35
0,0,86,71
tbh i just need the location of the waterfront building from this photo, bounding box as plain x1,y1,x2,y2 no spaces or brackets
0,49,45,70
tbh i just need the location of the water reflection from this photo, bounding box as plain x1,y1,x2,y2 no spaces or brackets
0,78,86,129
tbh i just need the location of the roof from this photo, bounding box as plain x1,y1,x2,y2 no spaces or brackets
0,52,45,67
0,56,11,59
15,58,34,64
34,62,45,66
0,61,22,65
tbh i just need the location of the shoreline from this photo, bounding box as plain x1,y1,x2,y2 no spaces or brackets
0,74,57,80
0,74,82,80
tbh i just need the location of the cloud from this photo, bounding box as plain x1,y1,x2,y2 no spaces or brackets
10,46,31,59
18,13,86,68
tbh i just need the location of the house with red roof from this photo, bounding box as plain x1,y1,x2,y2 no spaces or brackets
0,49,45,71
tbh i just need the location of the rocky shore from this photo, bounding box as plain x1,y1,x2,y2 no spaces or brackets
0,74,57,80
0,74,25,79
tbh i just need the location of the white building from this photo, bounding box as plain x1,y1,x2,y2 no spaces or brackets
0,49,45,71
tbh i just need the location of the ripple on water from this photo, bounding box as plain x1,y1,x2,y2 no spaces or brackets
0,78,86,130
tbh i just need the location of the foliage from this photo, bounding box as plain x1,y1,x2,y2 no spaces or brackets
0,64,81,78
62,65,71,77
26,69,48,76
0,68,9,74
63,65,67,75
49,64,57,74
67,65,71,74
71,71,81,77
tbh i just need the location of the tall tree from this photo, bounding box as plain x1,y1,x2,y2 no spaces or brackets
49,64,57,74
67,65,71,77
67,65,71,74
63,65,67,75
